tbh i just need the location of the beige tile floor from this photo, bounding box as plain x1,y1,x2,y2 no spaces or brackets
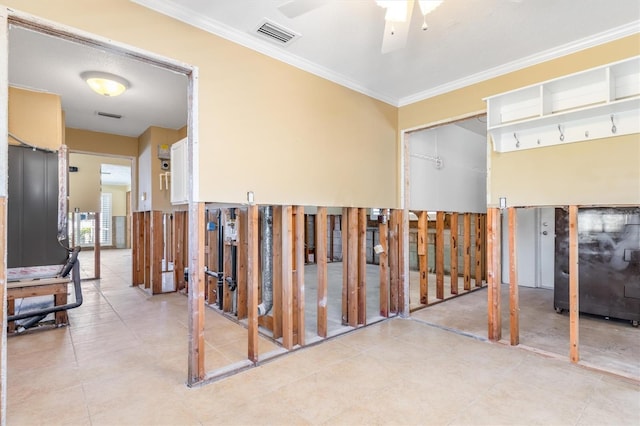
6,250,640,425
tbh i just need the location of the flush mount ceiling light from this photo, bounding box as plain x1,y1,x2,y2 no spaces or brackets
81,71,130,97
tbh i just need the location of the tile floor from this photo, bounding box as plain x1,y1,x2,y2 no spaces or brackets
5,249,640,425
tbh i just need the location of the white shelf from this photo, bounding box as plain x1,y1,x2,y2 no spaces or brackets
485,56,640,152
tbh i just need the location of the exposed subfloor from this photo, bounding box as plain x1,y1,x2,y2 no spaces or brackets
5,249,639,425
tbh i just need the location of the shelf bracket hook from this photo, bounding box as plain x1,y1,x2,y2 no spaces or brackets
513,132,520,148
610,114,617,134
558,125,564,142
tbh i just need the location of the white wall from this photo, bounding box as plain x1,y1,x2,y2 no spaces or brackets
409,123,486,213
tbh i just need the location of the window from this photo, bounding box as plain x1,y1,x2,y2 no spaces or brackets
100,192,112,246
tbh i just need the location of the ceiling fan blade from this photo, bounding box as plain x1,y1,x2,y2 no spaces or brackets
278,0,327,18
381,19,411,54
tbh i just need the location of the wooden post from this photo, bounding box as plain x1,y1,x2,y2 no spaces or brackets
475,213,483,287
316,207,328,337
132,212,144,285
151,211,163,294
187,202,205,385
388,210,399,313
281,206,294,349
435,211,445,300
487,208,502,341
417,211,428,304
295,206,305,345
508,207,519,346
247,205,259,363
174,212,187,291
237,209,248,320
450,212,459,295
357,208,367,325
398,208,407,317
341,208,349,324
379,214,389,317
569,205,579,363
463,213,471,291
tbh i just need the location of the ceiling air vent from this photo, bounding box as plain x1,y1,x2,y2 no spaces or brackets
255,20,300,46
97,111,122,119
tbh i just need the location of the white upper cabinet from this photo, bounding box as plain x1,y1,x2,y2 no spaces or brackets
485,56,640,152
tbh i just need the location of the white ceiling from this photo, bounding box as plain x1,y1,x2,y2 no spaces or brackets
7,0,640,141
135,0,640,105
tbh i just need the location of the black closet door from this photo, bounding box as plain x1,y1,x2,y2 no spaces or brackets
8,145,67,268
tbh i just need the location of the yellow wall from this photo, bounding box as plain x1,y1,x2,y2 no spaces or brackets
399,35,640,207
66,127,138,157
2,0,398,208
137,126,182,212
102,184,130,217
68,153,131,213
8,86,62,150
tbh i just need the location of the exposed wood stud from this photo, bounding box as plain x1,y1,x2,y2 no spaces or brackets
398,209,407,316
151,211,163,294
272,206,283,339
316,207,328,337
418,211,428,304
329,215,335,262
379,214,389,317
281,206,294,349
569,205,580,363
435,211,445,300
295,206,305,345
237,209,248,320
487,208,502,341
347,207,359,327
450,212,459,295
475,213,483,287
508,207,519,346
463,213,471,291
357,208,367,325
341,208,349,324
388,210,399,313
247,205,259,363
144,211,151,288
187,202,206,385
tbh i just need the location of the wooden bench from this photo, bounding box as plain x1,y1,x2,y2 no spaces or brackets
7,277,70,332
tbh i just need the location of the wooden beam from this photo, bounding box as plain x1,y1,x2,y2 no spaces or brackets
463,213,471,291
187,202,206,385
487,208,501,341
398,209,407,316
316,207,328,338
237,209,248,320
379,214,389,317
417,211,428,304
272,206,283,339
435,211,445,300
508,207,519,346
247,205,259,363
295,205,305,345
357,208,367,325
281,206,294,349
450,212,459,295
342,208,349,324
475,213,483,287
569,205,580,363
388,210,399,313
151,211,163,294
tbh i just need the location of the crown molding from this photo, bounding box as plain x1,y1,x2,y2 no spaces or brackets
398,20,640,107
132,0,638,109
131,0,398,105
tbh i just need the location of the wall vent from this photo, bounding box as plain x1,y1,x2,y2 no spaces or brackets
255,20,300,46
97,111,122,119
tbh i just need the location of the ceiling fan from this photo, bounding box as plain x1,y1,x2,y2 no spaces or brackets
277,0,443,54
